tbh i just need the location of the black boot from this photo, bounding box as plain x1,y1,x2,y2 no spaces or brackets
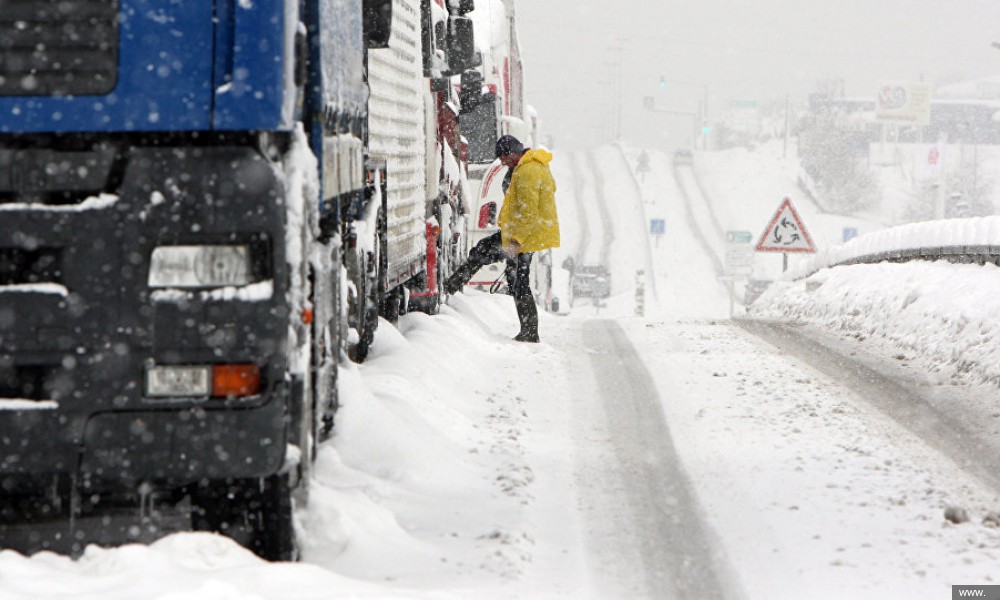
513,296,539,342
445,263,477,294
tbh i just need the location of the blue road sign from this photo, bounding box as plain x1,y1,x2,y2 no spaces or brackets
650,219,665,235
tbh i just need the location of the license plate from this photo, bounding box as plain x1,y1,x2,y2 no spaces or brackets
146,366,211,397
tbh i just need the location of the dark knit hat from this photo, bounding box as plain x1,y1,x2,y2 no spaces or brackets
495,135,524,158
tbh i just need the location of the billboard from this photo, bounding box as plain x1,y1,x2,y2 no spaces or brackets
875,81,931,125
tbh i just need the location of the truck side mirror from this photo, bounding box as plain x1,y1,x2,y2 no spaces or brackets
430,77,449,92
459,69,483,111
363,0,393,49
461,92,498,163
447,16,475,73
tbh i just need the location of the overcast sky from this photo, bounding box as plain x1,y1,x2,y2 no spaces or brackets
517,0,1000,150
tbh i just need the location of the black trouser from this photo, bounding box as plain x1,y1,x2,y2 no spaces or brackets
446,231,538,339
449,231,533,301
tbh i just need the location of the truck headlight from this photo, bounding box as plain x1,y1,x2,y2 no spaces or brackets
148,245,252,288
146,365,211,397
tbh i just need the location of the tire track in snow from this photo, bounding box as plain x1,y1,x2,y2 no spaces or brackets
738,319,1000,495
689,165,727,242
611,145,658,299
673,163,725,274
580,319,732,599
567,151,592,265
672,162,738,305
586,150,615,267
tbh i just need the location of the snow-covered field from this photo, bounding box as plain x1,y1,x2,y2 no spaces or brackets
6,142,1000,598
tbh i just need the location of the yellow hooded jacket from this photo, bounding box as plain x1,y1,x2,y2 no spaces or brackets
497,148,561,253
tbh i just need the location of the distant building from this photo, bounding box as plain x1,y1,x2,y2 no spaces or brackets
807,80,1000,146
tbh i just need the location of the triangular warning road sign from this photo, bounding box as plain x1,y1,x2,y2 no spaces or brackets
755,197,816,253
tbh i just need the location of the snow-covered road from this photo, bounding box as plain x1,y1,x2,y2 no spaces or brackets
5,143,1000,599
574,319,728,599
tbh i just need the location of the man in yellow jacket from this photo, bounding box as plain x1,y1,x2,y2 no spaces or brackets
445,135,560,342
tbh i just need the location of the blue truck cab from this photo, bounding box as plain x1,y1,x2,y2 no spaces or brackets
0,0,370,559
0,1,302,133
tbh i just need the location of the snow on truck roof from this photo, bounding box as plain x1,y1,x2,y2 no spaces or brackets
469,0,509,55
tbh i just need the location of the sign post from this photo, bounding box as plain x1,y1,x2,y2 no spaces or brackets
755,197,816,272
725,230,754,275
717,230,754,318
650,218,665,247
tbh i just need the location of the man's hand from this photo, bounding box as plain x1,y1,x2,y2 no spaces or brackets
504,240,521,257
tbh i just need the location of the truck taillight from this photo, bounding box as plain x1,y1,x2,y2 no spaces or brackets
212,364,261,398
145,364,261,398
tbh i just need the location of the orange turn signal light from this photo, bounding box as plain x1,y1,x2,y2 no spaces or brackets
212,364,261,398
302,306,314,325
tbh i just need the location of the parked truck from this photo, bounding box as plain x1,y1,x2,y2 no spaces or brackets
0,0,478,560
349,0,477,361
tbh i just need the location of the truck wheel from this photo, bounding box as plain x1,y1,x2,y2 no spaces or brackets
381,286,404,323
251,473,296,561
190,474,297,562
349,204,385,363
347,247,380,362
408,294,439,315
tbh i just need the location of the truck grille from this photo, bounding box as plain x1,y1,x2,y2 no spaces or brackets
0,0,119,97
0,247,62,285
0,366,49,400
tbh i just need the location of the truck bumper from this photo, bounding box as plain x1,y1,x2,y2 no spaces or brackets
80,394,288,482
1,394,287,483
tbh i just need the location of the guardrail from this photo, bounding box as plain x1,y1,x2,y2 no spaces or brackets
790,215,1000,280
833,245,1000,268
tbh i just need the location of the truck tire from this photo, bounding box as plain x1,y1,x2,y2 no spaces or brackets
349,204,385,363
252,473,296,561
190,474,297,562
381,285,405,323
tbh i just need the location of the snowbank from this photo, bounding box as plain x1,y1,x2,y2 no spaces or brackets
752,260,1000,387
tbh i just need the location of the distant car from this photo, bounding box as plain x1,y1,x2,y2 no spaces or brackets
572,265,611,299
673,147,694,165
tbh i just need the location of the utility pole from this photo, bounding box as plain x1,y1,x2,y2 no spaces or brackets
602,62,619,142
607,45,624,141
783,94,790,158
702,84,709,150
